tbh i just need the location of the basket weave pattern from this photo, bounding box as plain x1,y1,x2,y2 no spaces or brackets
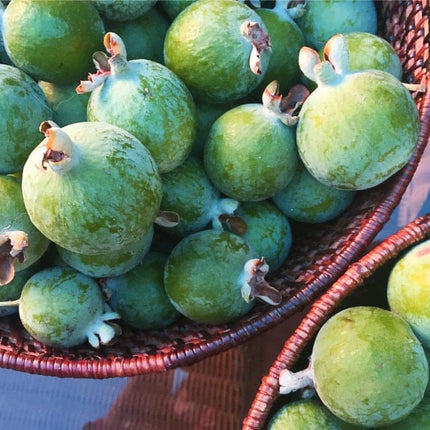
0,0,429,379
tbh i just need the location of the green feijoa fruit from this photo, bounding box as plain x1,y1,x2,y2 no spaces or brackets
0,64,52,174
267,399,342,430
204,84,299,202
2,0,105,84
312,306,429,427
0,175,50,285
103,7,169,64
18,266,120,348
0,3,12,65
253,2,304,98
387,239,430,349
163,0,271,104
21,121,162,255
272,161,356,223
81,32,196,173
296,0,377,50
342,32,403,79
38,81,90,127
164,230,279,324
233,200,292,273
93,0,157,22
297,35,419,190
160,156,239,237
384,395,430,429
104,252,180,331
56,225,154,278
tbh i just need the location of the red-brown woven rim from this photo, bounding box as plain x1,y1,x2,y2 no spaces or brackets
0,0,429,378
242,214,430,430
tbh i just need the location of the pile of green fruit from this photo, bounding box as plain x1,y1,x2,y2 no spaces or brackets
274,239,430,429
0,0,422,352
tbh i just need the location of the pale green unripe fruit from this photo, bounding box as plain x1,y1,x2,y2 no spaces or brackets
387,239,430,349
312,306,429,427
21,121,162,255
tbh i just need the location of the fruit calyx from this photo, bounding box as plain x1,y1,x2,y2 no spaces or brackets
240,21,272,75
241,257,282,305
299,33,348,86
155,211,180,228
279,360,315,396
39,121,77,173
263,80,309,126
209,197,246,233
0,230,28,286
86,307,122,348
76,32,128,94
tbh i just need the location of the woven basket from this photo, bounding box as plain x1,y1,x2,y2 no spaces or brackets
242,212,430,430
0,0,429,379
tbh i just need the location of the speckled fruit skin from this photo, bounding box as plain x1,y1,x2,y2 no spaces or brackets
160,156,220,237
0,175,50,272
312,306,429,427
93,0,157,22
87,58,196,173
21,122,162,255
56,225,153,278
0,64,52,174
343,32,403,79
163,0,271,104
38,81,90,127
204,104,298,202
268,399,341,430
272,161,356,223
19,266,106,348
103,7,169,64
164,230,256,324
2,0,105,84
234,200,292,272
105,252,180,330
296,0,377,50
387,240,430,349
385,396,430,429
297,70,420,190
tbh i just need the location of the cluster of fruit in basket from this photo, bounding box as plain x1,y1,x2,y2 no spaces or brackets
273,239,430,428
0,0,422,349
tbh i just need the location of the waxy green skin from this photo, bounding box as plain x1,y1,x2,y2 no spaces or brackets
0,175,50,272
21,122,162,255
93,0,157,22
2,0,105,84
164,230,256,324
268,399,341,430
160,156,220,237
56,226,154,278
103,7,169,64
273,161,356,223
106,252,180,330
387,240,430,349
0,64,52,174
204,104,298,202
19,266,107,348
296,0,377,50
297,70,420,190
161,0,195,20
312,306,429,427
234,200,292,272
164,0,271,104
385,396,430,429
254,6,304,97
38,81,90,127
343,32,403,80
87,59,196,173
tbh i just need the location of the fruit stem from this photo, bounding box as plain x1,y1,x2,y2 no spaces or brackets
0,231,29,286
279,360,315,395
0,299,20,307
210,198,240,231
241,257,282,305
240,21,271,75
